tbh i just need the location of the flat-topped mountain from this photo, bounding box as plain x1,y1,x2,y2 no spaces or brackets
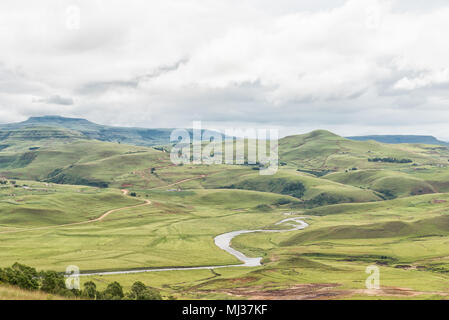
346,135,449,146
0,116,174,146
5,115,97,127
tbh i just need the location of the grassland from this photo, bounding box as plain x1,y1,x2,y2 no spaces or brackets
280,130,449,170
0,285,74,300
0,181,140,229
0,183,299,271
2,126,449,299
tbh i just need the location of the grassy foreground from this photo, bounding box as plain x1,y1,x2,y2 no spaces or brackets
0,285,72,300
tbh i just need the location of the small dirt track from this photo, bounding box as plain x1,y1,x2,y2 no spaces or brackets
0,189,151,235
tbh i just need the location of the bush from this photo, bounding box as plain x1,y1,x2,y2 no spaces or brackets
0,263,163,300
281,182,305,198
227,178,306,199
127,281,162,300
297,169,333,177
40,271,66,295
304,193,349,207
274,198,292,206
83,281,98,299
102,281,124,300
1,263,39,291
375,189,396,200
255,204,273,212
368,157,412,164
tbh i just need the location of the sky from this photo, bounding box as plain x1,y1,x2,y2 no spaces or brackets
1,0,449,139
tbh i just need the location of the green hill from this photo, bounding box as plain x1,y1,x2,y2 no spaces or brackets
281,211,449,246
2,121,449,299
324,169,437,199
210,170,381,204
0,126,86,152
279,130,449,170
0,140,170,187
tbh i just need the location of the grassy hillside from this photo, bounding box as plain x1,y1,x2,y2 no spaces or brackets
0,126,86,153
324,169,437,198
0,188,297,271
3,122,449,299
279,130,449,170
79,191,449,300
0,140,171,187
2,127,448,203
206,169,381,204
0,180,141,228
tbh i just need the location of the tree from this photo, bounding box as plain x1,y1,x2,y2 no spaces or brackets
40,271,66,294
83,281,97,299
130,192,137,197
102,281,124,300
4,263,39,290
127,281,162,300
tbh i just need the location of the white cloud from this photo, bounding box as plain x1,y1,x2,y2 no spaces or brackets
394,69,449,90
1,0,449,138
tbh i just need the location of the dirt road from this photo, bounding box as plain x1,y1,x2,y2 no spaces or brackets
0,190,150,235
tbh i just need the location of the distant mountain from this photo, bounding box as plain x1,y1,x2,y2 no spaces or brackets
2,116,448,149
0,116,176,147
346,135,449,146
0,116,229,147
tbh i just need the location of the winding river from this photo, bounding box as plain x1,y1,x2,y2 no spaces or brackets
79,217,308,277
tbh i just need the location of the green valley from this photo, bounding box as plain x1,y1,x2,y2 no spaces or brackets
2,117,449,300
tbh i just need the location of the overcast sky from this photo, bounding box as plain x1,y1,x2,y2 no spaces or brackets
2,0,449,138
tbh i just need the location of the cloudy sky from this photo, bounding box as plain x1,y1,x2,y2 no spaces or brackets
1,0,449,138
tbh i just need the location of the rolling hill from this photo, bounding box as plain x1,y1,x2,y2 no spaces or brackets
1,122,449,203
324,169,437,199
3,118,449,299
279,130,449,170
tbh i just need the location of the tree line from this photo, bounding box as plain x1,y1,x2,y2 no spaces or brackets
0,262,163,300
368,157,412,163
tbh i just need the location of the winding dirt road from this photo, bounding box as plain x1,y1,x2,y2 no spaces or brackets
0,174,208,236
148,175,207,190
0,182,309,276
0,190,151,235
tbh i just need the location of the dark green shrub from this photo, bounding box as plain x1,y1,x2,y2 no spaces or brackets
127,281,162,300
102,281,124,300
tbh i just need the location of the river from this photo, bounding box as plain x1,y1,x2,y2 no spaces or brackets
78,217,308,276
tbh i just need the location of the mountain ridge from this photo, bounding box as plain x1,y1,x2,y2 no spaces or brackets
346,135,449,146
0,116,174,146
1,116,449,148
